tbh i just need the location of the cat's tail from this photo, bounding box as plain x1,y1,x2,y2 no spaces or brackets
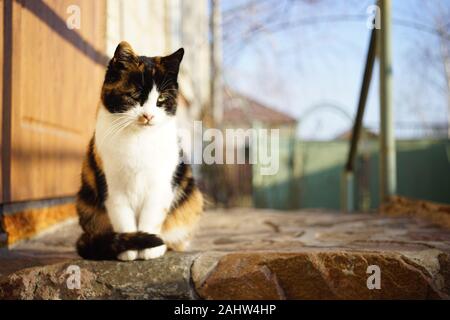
76,232,164,260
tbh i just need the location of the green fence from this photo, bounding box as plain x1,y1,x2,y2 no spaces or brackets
253,139,450,211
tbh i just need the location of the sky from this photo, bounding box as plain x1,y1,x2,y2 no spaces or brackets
221,0,449,140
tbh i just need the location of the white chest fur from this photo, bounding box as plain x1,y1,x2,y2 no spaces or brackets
94,106,179,234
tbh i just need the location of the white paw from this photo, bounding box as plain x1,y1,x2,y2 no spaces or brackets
138,244,167,260
117,250,138,261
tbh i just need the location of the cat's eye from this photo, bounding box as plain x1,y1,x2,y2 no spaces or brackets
157,96,166,103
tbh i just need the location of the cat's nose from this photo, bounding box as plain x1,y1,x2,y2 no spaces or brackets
143,113,153,121
139,112,153,125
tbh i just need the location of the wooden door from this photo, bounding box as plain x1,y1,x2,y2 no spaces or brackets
2,0,107,203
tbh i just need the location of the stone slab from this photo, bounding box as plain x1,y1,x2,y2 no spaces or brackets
0,209,449,299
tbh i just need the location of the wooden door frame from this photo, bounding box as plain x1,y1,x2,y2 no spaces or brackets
1,0,13,204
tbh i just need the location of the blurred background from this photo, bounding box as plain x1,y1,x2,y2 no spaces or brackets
0,0,449,244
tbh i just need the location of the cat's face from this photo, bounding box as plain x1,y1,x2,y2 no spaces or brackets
101,42,184,127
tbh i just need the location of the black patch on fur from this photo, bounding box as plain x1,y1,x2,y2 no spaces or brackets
76,232,164,260
102,67,148,113
157,84,178,116
171,161,188,188
87,137,108,205
77,137,107,209
77,180,98,206
171,162,196,210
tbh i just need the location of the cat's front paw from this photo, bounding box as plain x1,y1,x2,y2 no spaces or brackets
138,244,167,260
117,250,138,261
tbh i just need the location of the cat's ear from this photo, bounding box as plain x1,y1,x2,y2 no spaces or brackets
161,48,184,74
112,41,139,68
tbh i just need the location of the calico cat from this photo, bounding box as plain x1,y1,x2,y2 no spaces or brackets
76,42,203,261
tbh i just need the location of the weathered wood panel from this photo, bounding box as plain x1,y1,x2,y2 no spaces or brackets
5,0,106,202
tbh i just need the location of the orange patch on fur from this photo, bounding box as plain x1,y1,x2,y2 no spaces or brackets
81,158,96,190
76,199,112,234
153,57,165,73
91,141,104,171
162,188,203,250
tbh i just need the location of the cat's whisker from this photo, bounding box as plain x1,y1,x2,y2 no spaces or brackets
106,114,135,129
108,116,132,128
112,113,135,121
102,116,133,136
105,117,137,143
101,118,132,140
111,120,133,138
98,125,128,148
160,84,176,92
98,117,134,147
159,77,178,93
162,89,178,94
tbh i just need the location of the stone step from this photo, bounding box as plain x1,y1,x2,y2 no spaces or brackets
0,209,449,299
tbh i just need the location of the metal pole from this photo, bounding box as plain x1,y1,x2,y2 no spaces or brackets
346,29,377,174
342,28,377,212
210,0,224,125
379,0,396,203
